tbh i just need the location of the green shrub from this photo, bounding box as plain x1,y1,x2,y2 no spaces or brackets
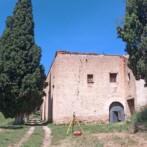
136,107,147,126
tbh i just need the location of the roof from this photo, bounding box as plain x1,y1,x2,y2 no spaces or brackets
55,50,126,57
55,50,99,57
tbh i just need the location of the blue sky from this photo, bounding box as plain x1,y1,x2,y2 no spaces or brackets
0,0,126,74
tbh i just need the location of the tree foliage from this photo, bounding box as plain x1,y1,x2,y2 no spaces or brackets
0,0,46,124
117,0,147,83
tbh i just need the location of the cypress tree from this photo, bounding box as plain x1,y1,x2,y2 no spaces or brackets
117,0,147,83
0,0,46,124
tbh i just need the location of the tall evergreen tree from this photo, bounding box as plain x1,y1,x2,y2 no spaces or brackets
117,0,147,83
0,0,46,124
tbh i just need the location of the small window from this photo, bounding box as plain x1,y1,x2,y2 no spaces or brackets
128,73,131,81
87,74,93,83
110,73,117,83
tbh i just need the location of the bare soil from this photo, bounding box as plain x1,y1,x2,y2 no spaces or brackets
42,126,51,147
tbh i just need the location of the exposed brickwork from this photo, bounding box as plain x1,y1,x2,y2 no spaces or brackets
42,51,147,124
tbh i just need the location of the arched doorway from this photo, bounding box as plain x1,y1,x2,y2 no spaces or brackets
109,102,125,123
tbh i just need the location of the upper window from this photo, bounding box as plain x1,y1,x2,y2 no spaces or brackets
110,73,117,83
87,74,94,83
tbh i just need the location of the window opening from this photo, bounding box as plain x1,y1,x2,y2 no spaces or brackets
110,73,117,82
128,73,131,81
87,74,94,83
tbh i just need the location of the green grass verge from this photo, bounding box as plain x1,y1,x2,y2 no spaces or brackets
0,112,14,126
49,122,129,140
48,123,68,145
82,122,129,133
0,126,29,147
48,124,103,147
22,126,44,147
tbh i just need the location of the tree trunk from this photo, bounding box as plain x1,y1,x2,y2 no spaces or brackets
24,114,29,123
14,113,24,125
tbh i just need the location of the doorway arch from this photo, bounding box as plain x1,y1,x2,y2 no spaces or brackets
109,102,125,123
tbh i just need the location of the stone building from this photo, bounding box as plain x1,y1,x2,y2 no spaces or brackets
42,51,147,124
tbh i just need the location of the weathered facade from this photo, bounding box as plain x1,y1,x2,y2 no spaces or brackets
42,51,147,124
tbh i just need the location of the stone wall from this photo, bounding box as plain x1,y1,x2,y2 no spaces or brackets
135,80,147,110
42,51,141,124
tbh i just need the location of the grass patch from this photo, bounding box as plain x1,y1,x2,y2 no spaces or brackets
0,112,14,126
22,126,44,147
112,135,137,146
49,119,134,147
48,123,68,145
49,122,104,146
69,134,104,147
82,123,129,133
0,113,22,129
60,134,104,147
0,126,29,147
49,107,147,146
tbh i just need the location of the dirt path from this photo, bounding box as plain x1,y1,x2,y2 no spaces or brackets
0,128,5,132
42,126,51,147
8,126,35,147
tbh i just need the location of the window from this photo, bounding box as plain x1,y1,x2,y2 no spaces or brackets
110,73,117,83
128,73,131,81
87,74,94,83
